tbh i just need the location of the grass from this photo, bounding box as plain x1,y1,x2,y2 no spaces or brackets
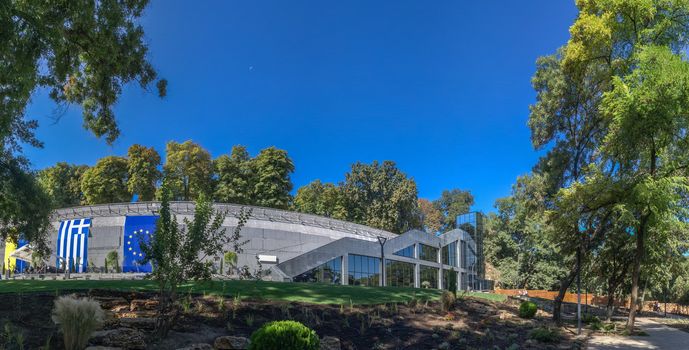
0,279,442,305
461,291,508,302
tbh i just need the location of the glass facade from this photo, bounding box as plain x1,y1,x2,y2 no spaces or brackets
293,257,342,284
385,260,415,287
419,265,439,289
443,269,458,291
418,244,438,263
457,212,485,281
442,241,458,267
348,254,381,287
393,245,415,258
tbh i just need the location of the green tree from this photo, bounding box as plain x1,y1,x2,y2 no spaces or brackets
37,162,89,207
433,189,474,231
418,198,443,234
341,160,421,233
293,180,346,219
214,145,255,204
81,156,130,204
127,144,162,201
163,140,214,201
252,147,295,209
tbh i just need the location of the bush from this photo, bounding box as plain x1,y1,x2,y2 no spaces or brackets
51,295,105,350
518,301,538,319
440,290,456,312
583,313,600,324
528,327,560,343
249,320,319,350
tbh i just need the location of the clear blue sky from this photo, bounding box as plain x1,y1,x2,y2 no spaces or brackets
24,1,578,213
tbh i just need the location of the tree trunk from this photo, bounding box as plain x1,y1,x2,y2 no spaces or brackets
626,224,645,333
553,264,578,325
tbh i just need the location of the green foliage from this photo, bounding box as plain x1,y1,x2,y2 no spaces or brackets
252,147,295,209
105,251,120,273
528,327,559,343
293,180,346,219
37,162,89,207
248,320,319,350
518,301,537,319
51,296,104,350
432,189,474,231
418,198,443,234
80,156,130,204
2,322,25,350
214,145,254,205
126,144,161,201
162,140,214,201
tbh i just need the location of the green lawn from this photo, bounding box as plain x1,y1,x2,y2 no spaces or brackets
0,279,443,305
461,291,508,302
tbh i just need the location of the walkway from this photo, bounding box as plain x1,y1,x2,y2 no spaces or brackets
587,317,689,350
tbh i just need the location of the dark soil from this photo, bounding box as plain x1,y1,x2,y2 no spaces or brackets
0,290,582,349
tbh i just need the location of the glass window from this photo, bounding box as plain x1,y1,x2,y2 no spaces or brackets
393,245,415,258
385,260,415,288
293,257,342,284
348,254,380,287
419,244,438,263
461,241,467,269
442,241,458,267
443,269,458,291
419,265,438,289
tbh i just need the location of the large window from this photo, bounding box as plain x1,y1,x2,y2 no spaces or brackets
393,245,415,258
385,260,415,287
443,269,458,291
419,244,438,263
419,265,438,289
348,254,380,287
293,257,342,284
442,241,458,267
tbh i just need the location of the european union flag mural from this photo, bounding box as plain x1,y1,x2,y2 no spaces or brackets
123,216,157,272
56,218,91,272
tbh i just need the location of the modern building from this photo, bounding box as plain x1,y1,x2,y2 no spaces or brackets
2,202,487,290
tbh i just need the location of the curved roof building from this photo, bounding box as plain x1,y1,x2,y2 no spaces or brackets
7,202,485,290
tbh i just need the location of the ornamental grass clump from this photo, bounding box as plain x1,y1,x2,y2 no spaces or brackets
440,290,456,312
249,320,319,350
51,295,105,350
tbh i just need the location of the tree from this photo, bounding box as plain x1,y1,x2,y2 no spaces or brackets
293,180,346,219
214,145,255,205
81,156,130,204
127,144,162,201
163,140,214,201
37,162,89,207
139,181,249,337
1,0,163,250
418,199,443,234
432,189,474,231
252,147,295,209
341,160,421,233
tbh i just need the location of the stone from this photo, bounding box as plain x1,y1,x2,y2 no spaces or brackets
438,342,450,350
319,336,341,350
90,328,146,350
85,347,123,350
214,336,251,349
176,344,213,350
130,299,159,311
117,317,156,330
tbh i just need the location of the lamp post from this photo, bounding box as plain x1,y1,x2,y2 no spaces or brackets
377,236,387,287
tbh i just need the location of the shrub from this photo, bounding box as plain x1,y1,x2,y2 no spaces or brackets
583,313,600,324
51,295,105,350
529,327,560,343
249,320,319,350
518,301,538,319
440,290,456,312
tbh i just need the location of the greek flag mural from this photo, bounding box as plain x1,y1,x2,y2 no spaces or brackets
123,216,157,272
56,218,91,273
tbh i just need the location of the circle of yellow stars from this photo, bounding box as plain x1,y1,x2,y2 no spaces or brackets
126,229,151,257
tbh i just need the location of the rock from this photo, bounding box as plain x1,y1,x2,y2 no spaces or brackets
176,344,213,350
320,336,341,350
130,299,159,311
85,347,123,350
95,297,129,310
90,328,146,350
117,317,156,330
214,336,251,349
438,342,450,350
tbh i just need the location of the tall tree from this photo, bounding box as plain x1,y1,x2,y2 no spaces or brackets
163,140,214,201
127,144,161,201
341,160,421,234
1,0,163,247
252,147,294,209
214,145,254,205
433,189,474,231
81,156,130,204
293,180,346,219
418,199,443,234
37,162,89,207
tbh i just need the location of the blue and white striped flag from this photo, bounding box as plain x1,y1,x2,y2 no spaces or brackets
56,218,91,273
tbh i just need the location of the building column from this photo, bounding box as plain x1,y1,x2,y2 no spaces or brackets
342,254,348,285
414,263,420,288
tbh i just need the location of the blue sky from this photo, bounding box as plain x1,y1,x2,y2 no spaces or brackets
24,1,578,213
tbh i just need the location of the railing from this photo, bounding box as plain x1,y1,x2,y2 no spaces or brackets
52,201,396,240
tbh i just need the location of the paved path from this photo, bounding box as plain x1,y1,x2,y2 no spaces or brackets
587,318,689,349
